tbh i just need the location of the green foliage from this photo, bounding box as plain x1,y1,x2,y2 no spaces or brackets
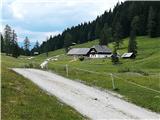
23,36,31,56
4,25,12,55
99,23,112,45
31,40,40,55
156,12,160,36
64,32,72,53
44,36,160,112
128,16,140,58
12,43,20,58
95,21,102,38
1,54,84,120
79,56,84,61
3,25,20,58
38,2,160,55
1,33,4,52
113,22,123,49
147,6,157,38
111,47,119,64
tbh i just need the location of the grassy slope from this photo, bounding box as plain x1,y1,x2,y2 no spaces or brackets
1,54,84,120
34,36,160,112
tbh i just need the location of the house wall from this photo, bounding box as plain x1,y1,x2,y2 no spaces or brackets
89,54,107,58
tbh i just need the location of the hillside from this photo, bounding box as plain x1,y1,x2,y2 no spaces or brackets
1,54,84,119
37,1,160,54
35,36,160,72
2,36,160,117
33,36,160,112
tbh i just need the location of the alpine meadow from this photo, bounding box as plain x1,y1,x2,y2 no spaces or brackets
1,1,160,120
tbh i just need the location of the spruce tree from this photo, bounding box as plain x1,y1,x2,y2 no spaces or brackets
64,32,72,53
4,25,12,55
147,6,157,37
113,22,123,49
12,42,20,58
42,40,49,57
1,33,4,52
24,36,30,56
31,40,40,55
111,46,119,64
35,41,39,49
95,21,101,38
156,12,160,36
99,23,112,45
128,16,139,58
11,30,18,57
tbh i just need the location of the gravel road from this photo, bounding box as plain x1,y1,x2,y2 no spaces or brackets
12,68,160,120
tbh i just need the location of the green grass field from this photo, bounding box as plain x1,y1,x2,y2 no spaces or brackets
1,54,84,120
34,36,160,112
1,36,160,119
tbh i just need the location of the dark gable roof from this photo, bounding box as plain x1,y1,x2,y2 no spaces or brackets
91,45,112,53
67,48,90,55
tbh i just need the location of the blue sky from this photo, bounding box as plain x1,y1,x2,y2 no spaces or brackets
1,0,123,47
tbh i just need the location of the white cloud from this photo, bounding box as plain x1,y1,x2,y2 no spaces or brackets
13,27,61,43
2,0,124,44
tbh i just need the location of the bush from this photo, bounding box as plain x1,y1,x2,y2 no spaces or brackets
79,56,84,61
111,54,119,64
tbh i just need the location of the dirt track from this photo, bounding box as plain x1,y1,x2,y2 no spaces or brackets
13,68,160,120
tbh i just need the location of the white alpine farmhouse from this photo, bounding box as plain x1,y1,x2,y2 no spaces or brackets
67,45,112,58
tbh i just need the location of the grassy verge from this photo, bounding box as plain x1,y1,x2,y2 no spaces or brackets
43,36,160,113
48,63,160,113
1,54,84,120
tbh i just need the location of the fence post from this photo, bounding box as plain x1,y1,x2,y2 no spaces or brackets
110,73,116,90
66,64,68,77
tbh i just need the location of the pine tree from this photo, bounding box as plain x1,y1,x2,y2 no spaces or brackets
156,12,160,36
23,36,30,56
64,32,72,53
95,21,101,38
12,42,20,58
42,40,49,57
34,40,40,52
4,25,12,55
99,23,112,45
11,30,18,57
35,2,160,54
128,16,139,58
147,6,157,37
113,22,123,49
111,46,119,64
1,33,4,52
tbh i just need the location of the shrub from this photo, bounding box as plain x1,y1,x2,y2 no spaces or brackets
79,56,84,61
111,54,119,64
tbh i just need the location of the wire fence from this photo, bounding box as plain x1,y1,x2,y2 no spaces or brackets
48,63,160,94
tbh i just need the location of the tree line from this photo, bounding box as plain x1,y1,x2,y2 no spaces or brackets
1,25,41,57
1,25,20,57
1,1,160,58
38,1,160,56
